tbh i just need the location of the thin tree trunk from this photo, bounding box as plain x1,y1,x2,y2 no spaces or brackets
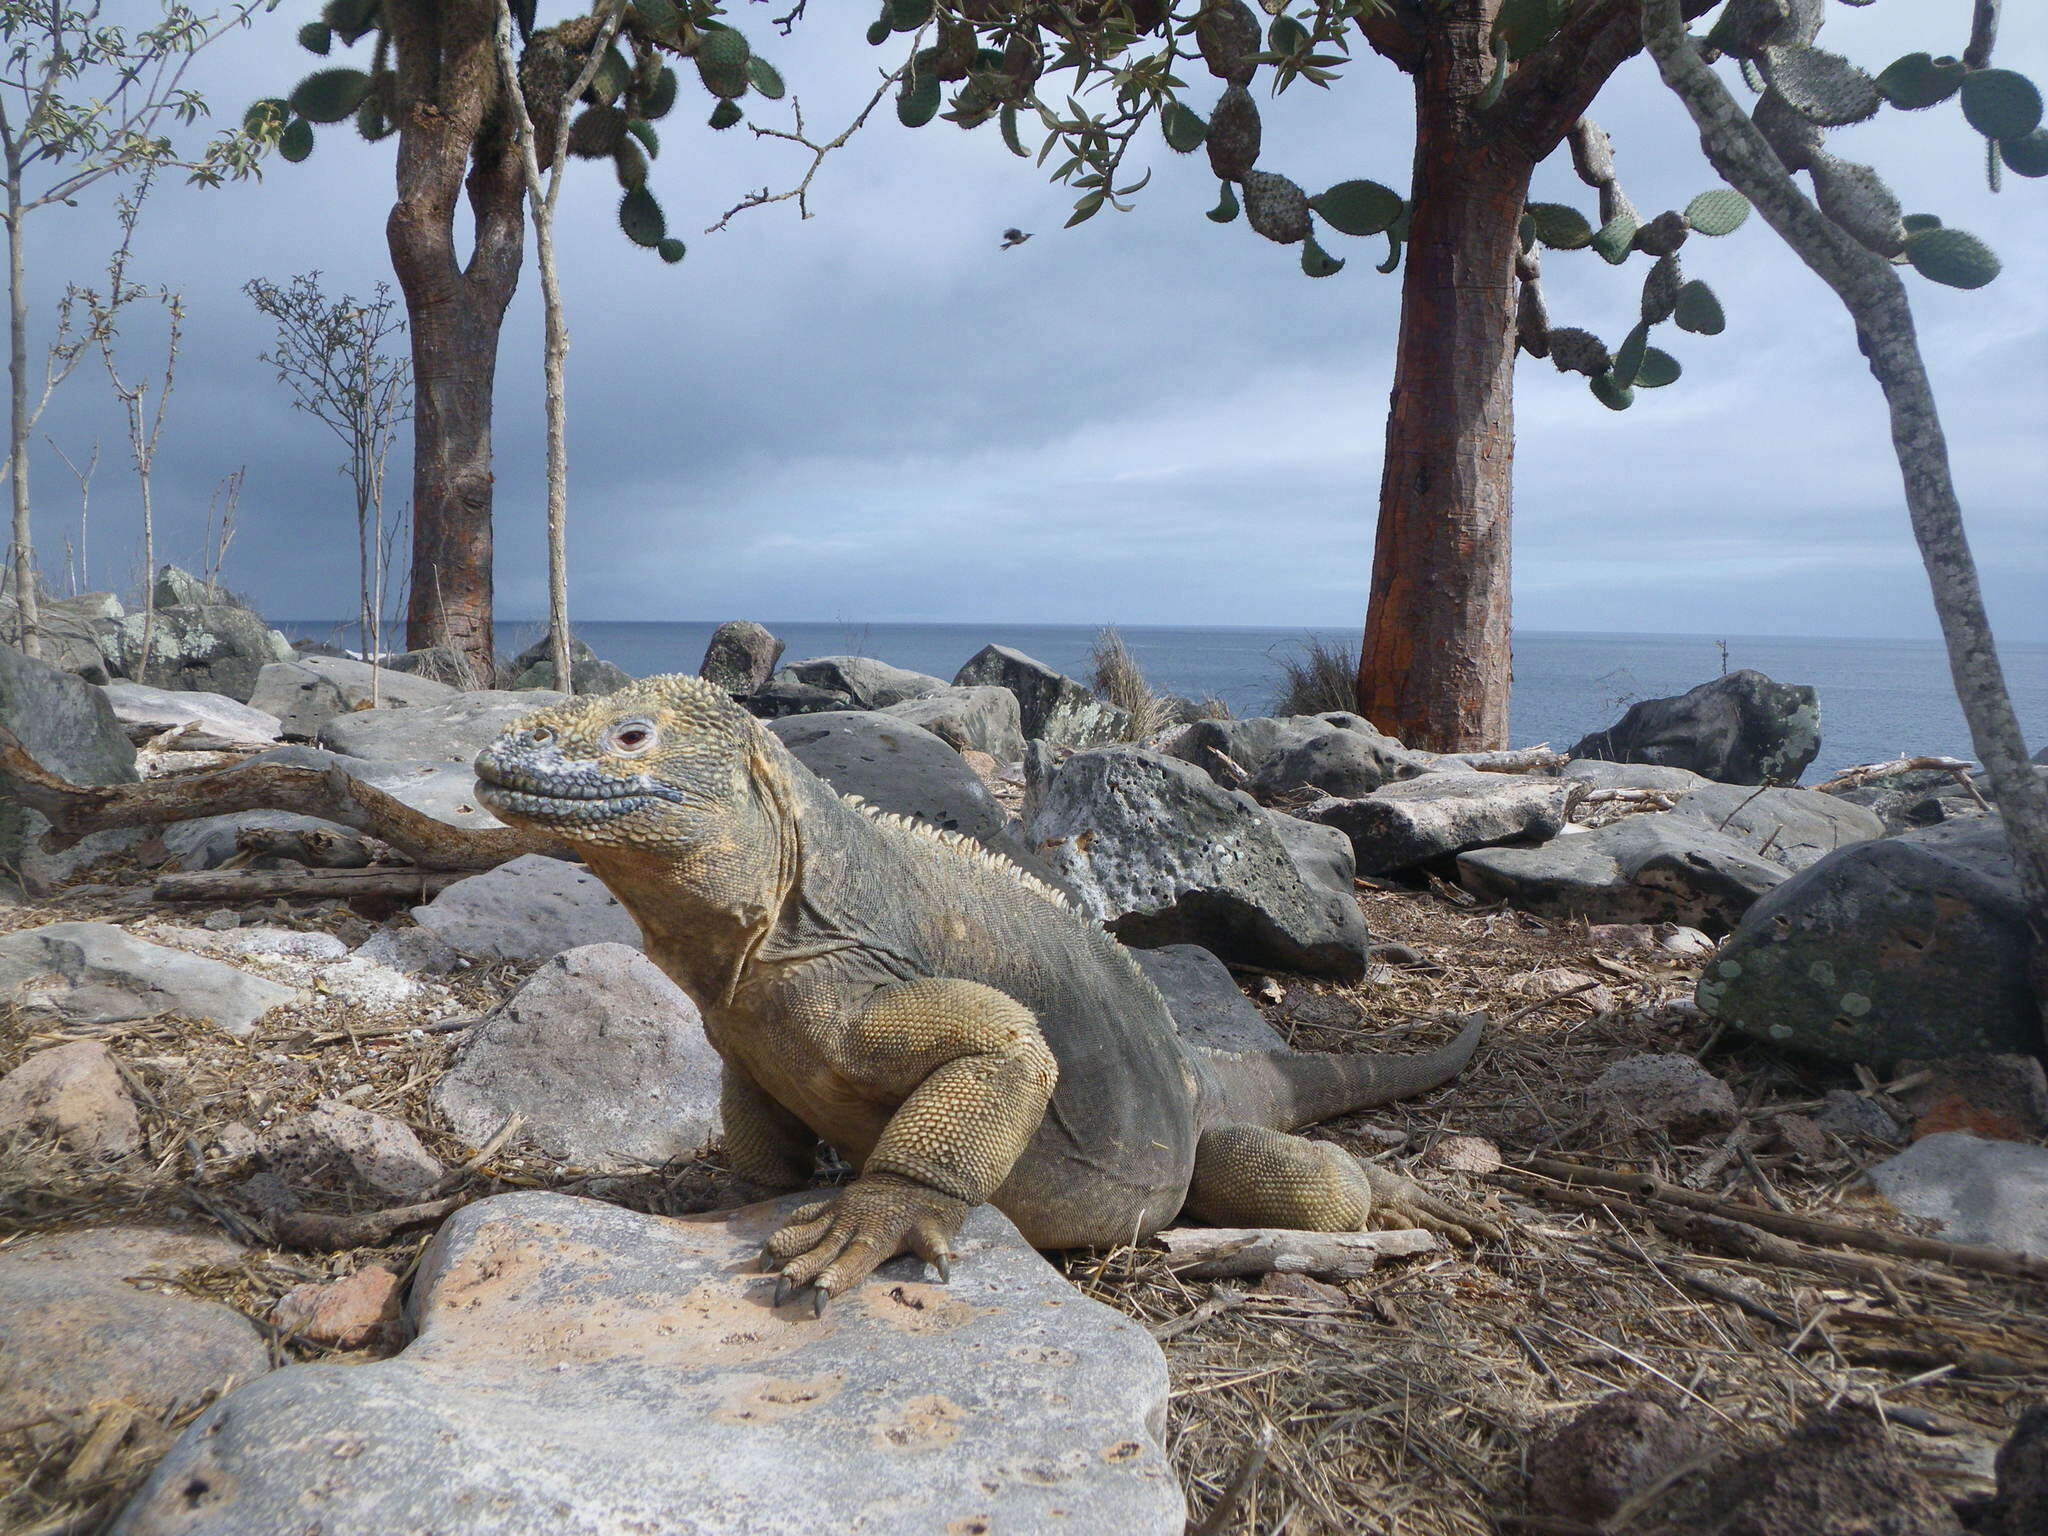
1640,0,2048,927
1356,11,1532,753
6,185,38,657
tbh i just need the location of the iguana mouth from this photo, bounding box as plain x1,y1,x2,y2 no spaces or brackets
474,753,674,826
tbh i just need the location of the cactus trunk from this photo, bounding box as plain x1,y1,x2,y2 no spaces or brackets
1357,15,1532,753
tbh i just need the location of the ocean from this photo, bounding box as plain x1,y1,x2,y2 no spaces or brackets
282,619,2048,782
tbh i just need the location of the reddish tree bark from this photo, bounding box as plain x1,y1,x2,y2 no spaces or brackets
385,0,525,680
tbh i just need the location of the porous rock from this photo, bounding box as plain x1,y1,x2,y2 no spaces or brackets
413,854,640,962
0,645,138,888
741,678,851,718
272,1265,403,1349
1866,1132,2048,1260
953,643,1128,746
0,921,299,1036
1028,747,1369,979
356,922,465,976
1530,1388,1707,1523
880,685,1027,760
0,588,124,681
318,687,567,762
1457,812,1789,931
1558,758,1711,794
260,1102,444,1202
0,1040,141,1156
1589,1054,1741,1141
1127,943,1287,1054
0,1227,269,1425
505,635,632,696
248,655,459,740
1306,776,1575,875
101,681,282,748
1252,724,1445,800
1697,820,2039,1065
433,943,721,1169
1667,783,1881,872
1569,669,1821,786
113,1191,1182,1536
1689,1406,1963,1536
105,582,295,701
775,655,949,711
1893,1054,2048,1143
698,619,784,694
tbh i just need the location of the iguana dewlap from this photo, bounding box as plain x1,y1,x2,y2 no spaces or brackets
475,675,1485,1311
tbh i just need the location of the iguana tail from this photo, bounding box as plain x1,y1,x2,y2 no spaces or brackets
1202,1014,1484,1132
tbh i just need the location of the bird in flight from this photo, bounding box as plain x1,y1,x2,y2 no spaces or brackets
1000,228,1032,250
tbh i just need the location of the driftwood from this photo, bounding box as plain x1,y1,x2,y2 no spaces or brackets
1155,1225,1440,1279
275,1195,469,1252
0,722,548,871
153,867,470,902
1507,1154,2047,1282
1453,744,1567,774
1573,786,1678,809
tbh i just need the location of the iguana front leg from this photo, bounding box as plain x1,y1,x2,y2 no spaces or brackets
761,978,1057,1312
720,1063,819,1193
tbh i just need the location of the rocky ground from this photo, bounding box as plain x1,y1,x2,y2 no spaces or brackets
1,581,2044,1534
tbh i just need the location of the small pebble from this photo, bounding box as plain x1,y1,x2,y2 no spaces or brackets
202,908,241,931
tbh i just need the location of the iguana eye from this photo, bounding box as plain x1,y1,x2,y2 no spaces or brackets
610,719,657,756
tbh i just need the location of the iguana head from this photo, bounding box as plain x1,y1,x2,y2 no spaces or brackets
474,673,772,855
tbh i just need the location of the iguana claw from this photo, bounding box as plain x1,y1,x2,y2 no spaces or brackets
773,1275,793,1308
812,1286,831,1318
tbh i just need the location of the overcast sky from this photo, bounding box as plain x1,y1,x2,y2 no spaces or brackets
16,1,2047,642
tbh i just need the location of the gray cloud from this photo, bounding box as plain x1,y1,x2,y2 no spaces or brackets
16,1,2046,642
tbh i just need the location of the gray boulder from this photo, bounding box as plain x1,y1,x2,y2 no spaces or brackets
0,1040,142,1157
1167,714,1346,788
319,688,565,763
113,1191,1180,1536
0,1228,269,1427
1697,819,2039,1065
248,655,459,740
769,711,1025,859
698,619,784,694
1667,783,1882,871
1029,747,1370,979
433,944,722,1170
0,590,124,681
1254,726,1444,800
1570,668,1821,785
0,646,137,885
382,646,476,686
953,643,1128,746
1867,1133,2048,1260
741,677,852,718
506,635,632,696
1306,776,1575,875
413,854,640,961
101,681,282,748
104,584,295,701
880,685,1027,760
1558,759,1711,794
775,655,948,711
1128,944,1287,1053
260,1103,444,1202
1262,806,1360,904
0,922,301,1036
1457,814,1789,931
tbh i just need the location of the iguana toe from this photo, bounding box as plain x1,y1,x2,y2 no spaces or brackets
1361,1164,1503,1247
762,1174,970,1309
812,1286,831,1318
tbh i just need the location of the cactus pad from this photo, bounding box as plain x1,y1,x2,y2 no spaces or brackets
1589,371,1634,411
1526,202,1593,250
1160,101,1207,154
1960,69,2044,143
1874,52,1964,112
1673,279,1725,335
289,67,371,125
1683,188,1750,237
298,22,332,55
708,98,742,130
1633,210,1690,258
279,116,314,162
1547,327,1610,377
1206,180,1240,224
642,66,678,120
1300,231,1345,278
1810,154,1903,257
1206,83,1260,181
626,118,659,158
1903,227,2000,289
2001,129,2048,178
1311,179,1402,237
747,58,786,100
619,187,665,246
1591,209,1637,265
1242,170,1311,245
657,237,686,264
696,28,751,100
1635,347,1681,388
898,70,941,128
1764,44,1880,127
1641,254,1682,325
1611,320,1649,389
1196,0,1261,86
568,105,627,158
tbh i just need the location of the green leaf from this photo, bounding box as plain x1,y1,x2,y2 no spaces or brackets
1589,371,1634,411
1960,69,2044,142
1066,190,1105,227
898,71,942,128
746,58,785,100
1635,347,1681,388
1300,230,1344,278
289,68,371,125
298,22,332,55
1311,179,1402,237
1160,101,1207,154
619,186,665,247
1526,201,1593,250
1206,179,1239,223
279,117,314,162
1000,105,1029,157
243,98,289,137
1683,188,1749,237
2001,129,2048,178
1903,226,2000,289
1673,279,1725,335
1874,52,1965,111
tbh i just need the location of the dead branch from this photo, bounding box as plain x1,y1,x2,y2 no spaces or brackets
1454,744,1567,774
0,722,547,870
1813,755,1977,794
1154,1225,1440,1279
273,1194,469,1252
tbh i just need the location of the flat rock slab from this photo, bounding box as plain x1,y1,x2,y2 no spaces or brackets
101,681,282,748
248,744,510,831
318,688,566,763
0,921,300,1036
0,1227,269,1425
1867,1132,2048,1260
115,1191,1182,1536
1307,775,1574,875
414,854,641,961
434,943,722,1169
1667,784,1881,872
1128,943,1286,1054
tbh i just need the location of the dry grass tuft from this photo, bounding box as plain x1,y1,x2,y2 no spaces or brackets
1091,624,1177,742
1269,634,1360,718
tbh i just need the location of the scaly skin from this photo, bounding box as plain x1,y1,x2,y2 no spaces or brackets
475,675,1490,1311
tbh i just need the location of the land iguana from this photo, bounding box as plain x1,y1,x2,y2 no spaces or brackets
474,675,1490,1313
